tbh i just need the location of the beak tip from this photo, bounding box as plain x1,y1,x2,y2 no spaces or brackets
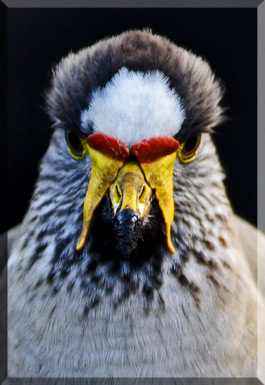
114,209,141,257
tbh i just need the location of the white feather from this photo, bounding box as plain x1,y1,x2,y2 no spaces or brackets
81,67,185,147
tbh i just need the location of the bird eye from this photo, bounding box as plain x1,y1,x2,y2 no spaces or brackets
178,134,201,163
65,132,86,159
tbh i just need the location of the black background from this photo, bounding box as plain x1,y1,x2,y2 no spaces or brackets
7,8,257,234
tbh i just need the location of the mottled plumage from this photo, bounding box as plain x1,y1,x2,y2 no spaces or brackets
5,30,265,379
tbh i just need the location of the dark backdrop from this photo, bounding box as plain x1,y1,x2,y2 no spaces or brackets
7,8,257,234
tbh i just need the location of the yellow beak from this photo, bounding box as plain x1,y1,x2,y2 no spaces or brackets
76,135,178,254
109,161,153,218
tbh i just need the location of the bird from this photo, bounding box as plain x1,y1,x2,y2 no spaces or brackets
4,29,265,379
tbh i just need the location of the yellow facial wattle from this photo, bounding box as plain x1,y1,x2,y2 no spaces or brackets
68,133,200,254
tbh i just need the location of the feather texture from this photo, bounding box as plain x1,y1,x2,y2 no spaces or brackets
6,30,264,379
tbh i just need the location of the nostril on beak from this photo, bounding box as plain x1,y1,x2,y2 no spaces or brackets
116,184,122,199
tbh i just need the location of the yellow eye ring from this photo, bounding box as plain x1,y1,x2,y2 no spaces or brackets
65,132,88,160
178,134,201,163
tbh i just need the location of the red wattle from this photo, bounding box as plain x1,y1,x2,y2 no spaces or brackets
86,133,130,161
132,136,180,163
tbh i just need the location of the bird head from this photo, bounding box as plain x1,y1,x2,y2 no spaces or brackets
25,30,229,308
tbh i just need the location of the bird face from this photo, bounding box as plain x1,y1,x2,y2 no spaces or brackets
68,127,201,257
62,68,204,257
25,30,229,308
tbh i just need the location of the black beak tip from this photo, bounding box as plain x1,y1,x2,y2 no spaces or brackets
114,209,141,257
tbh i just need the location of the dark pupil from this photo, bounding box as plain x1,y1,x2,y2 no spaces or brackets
68,132,82,151
184,135,198,152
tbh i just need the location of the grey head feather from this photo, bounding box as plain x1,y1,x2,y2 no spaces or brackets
45,29,225,142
